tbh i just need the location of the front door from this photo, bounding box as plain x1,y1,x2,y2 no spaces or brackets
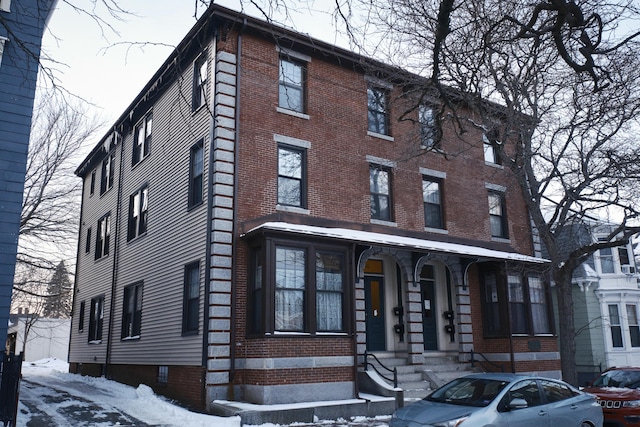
365,276,386,351
421,265,438,350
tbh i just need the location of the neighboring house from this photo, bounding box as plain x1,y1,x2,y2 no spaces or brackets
68,4,559,413
571,223,640,385
0,0,57,347
6,315,70,362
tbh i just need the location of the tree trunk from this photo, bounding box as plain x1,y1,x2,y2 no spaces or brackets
554,268,578,386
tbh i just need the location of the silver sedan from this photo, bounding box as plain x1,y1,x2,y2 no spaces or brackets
389,372,603,427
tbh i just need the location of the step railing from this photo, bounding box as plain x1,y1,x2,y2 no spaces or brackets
469,349,505,372
363,350,398,388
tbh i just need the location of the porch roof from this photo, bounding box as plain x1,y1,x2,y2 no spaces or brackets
244,222,549,264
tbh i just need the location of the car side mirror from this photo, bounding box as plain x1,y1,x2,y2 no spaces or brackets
508,398,528,410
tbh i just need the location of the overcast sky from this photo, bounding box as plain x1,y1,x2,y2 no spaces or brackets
41,0,344,147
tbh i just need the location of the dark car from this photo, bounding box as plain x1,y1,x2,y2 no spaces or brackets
389,372,602,427
583,367,640,427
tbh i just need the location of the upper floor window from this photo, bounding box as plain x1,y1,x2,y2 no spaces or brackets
132,113,152,166
90,170,96,196
188,140,204,208
78,300,85,332
183,262,200,334
278,144,306,208
370,165,392,221
419,105,439,148
423,177,444,229
122,282,143,339
367,85,390,135
609,304,623,347
127,185,148,241
88,296,104,343
85,227,92,254
596,239,636,274
193,54,208,111
488,191,508,239
95,213,111,260
483,131,501,164
279,57,306,113
100,152,115,195
0,0,10,13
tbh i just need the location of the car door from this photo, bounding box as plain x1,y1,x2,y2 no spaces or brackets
539,379,591,426
496,379,549,427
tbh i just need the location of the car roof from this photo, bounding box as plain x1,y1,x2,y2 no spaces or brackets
604,366,640,372
461,372,566,383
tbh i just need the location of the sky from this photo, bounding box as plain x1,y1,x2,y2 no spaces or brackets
18,358,391,427
41,0,346,150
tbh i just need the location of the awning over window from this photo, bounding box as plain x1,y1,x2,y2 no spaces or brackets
244,222,549,264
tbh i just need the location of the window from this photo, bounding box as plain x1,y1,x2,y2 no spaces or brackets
122,283,143,339
90,170,96,196
504,380,542,407
508,275,527,334
193,54,208,111
127,185,148,241
158,366,168,384
488,191,508,238
481,264,552,337
275,247,306,331
316,251,345,331
85,227,91,254
483,131,500,164
540,380,577,403
609,304,623,347
132,113,152,165
0,0,10,12
183,262,200,334
250,240,347,335
367,85,390,135
279,57,306,113
95,214,110,260
599,246,615,274
528,275,551,334
78,301,85,332
423,177,444,229
100,152,115,194
188,140,204,207
278,145,305,208
370,165,392,221
618,246,635,273
88,296,104,343
419,105,438,148
627,305,640,347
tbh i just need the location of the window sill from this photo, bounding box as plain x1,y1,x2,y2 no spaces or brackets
127,231,148,244
425,227,448,234
88,340,102,345
371,219,397,227
276,204,310,215
187,200,204,212
122,335,140,341
367,131,394,142
484,161,504,169
277,107,310,120
491,236,511,244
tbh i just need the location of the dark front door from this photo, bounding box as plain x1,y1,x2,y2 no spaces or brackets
421,277,438,351
365,276,386,351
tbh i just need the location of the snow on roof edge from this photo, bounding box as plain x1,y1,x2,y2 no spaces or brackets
245,222,549,264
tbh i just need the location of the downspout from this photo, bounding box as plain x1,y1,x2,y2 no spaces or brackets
69,178,87,365
105,129,125,378
229,17,247,390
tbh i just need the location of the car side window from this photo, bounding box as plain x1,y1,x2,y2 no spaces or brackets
504,380,542,407
540,380,577,403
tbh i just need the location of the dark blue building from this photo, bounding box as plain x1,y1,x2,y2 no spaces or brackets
0,0,57,348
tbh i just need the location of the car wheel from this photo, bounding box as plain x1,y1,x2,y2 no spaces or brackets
579,423,592,427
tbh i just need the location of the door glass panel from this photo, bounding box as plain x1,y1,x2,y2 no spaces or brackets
371,280,381,317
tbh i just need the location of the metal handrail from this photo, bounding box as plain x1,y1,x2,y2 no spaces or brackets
470,349,505,372
363,350,398,388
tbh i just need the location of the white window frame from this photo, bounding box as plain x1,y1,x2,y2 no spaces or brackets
0,0,11,13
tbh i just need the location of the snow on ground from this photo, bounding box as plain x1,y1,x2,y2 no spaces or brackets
16,358,391,427
17,358,239,426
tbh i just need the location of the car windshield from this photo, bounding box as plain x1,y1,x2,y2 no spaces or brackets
426,377,509,407
592,370,640,389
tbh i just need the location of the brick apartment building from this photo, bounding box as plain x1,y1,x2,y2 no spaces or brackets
69,4,561,413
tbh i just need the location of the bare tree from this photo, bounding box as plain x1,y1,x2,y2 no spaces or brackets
12,92,103,313
333,0,640,385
